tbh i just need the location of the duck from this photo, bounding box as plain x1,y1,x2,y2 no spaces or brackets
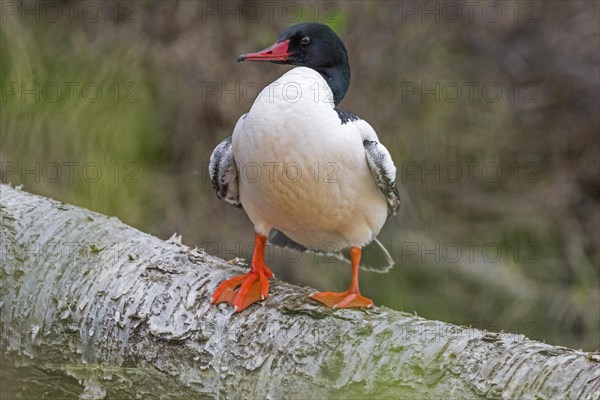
209,22,400,312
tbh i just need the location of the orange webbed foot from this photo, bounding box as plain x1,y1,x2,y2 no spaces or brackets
310,290,374,309
212,265,273,312
309,246,374,309
211,233,273,312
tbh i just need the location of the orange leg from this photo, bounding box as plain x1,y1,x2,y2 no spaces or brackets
211,233,273,312
310,247,374,309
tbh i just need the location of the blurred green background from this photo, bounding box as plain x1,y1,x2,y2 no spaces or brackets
1,0,598,351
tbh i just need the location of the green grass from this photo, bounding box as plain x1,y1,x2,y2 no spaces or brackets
1,19,169,229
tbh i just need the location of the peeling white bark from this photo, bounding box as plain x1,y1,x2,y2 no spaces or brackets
1,184,598,399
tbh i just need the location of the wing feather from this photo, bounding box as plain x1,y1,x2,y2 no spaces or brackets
209,135,241,207
363,140,400,215
345,116,400,216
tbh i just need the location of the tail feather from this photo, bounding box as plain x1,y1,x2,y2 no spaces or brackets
268,230,395,273
344,238,395,273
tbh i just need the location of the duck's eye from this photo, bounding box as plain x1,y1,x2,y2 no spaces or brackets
300,36,311,46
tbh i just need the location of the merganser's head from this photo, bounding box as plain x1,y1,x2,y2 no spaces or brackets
238,23,348,68
238,23,350,105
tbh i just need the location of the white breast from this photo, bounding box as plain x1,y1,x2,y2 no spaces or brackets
232,67,387,251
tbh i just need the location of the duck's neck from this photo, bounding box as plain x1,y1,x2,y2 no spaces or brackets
315,63,350,106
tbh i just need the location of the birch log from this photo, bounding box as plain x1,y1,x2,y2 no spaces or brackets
0,184,598,399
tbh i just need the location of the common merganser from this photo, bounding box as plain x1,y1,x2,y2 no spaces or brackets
209,23,400,312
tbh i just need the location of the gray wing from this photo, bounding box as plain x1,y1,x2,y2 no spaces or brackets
363,140,400,216
348,117,400,216
209,135,241,208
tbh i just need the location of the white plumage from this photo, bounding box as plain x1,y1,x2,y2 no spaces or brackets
219,67,392,251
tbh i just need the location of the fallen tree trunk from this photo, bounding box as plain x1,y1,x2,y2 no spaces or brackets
0,184,598,399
